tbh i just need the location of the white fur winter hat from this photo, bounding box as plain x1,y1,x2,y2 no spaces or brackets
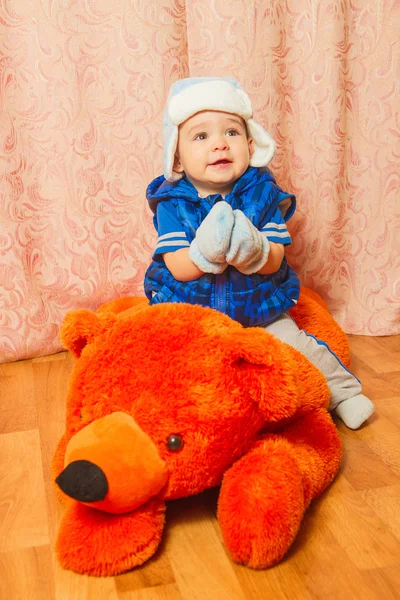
163,76,276,182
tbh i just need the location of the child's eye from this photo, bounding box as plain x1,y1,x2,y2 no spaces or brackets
194,133,207,141
226,129,239,136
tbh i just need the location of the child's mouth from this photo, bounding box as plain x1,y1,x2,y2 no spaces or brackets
209,159,232,168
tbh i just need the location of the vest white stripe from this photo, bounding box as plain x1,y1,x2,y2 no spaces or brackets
261,231,291,240
158,231,187,242
156,240,190,249
261,222,288,231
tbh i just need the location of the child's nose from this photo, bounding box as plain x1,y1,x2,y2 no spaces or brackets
212,136,229,151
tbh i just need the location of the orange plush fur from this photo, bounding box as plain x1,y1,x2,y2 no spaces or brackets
52,288,343,576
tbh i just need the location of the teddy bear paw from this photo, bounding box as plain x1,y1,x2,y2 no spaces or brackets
56,499,165,576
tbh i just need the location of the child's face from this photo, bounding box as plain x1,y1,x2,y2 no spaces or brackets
173,110,254,197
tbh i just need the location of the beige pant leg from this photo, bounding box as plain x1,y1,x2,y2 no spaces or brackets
264,314,362,411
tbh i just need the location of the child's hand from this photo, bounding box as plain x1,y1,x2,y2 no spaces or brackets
226,210,270,275
194,201,234,262
189,202,234,274
189,242,227,274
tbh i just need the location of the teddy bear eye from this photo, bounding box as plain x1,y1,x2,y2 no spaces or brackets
166,434,184,452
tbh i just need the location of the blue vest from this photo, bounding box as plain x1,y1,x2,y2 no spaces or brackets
144,167,300,327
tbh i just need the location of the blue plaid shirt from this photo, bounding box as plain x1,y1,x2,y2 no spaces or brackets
144,167,300,327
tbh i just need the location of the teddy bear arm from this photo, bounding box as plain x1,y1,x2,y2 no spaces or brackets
217,409,341,569
278,408,342,504
56,498,166,576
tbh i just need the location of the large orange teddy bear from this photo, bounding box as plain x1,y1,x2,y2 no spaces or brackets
52,288,345,576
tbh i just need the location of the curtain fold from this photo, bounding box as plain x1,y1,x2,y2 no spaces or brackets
1,0,398,363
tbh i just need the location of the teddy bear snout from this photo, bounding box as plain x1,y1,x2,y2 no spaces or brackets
58,411,168,514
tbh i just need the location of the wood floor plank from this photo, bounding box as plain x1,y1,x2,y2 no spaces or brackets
382,370,400,389
33,353,75,545
338,424,400,490
118,583,182,600
346,357,399,400
232,559,314,600
114,552,176,594
374,397,400,429
347,334,390,358
281,500,384,600
0,429,50,553
165,494,247,600
358,352,400,374
0,361,37,434
353,414,400,478
0,546,55,600
360,484,400,543
33,351,74,469
362,565,400,600
320,476,400,570
54,569,118,600
341,445,400,490
375,336,400,352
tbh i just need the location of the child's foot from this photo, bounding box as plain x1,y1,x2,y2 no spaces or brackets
335,394,375,429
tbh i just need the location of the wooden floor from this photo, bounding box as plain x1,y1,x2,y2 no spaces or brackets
1,334,400,600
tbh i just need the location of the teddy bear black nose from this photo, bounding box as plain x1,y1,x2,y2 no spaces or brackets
56,460,108,502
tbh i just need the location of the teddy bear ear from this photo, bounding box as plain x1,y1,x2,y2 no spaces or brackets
229,328,299,422
60,310,116,358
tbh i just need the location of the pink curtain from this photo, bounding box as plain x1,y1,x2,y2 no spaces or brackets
1,0,399,363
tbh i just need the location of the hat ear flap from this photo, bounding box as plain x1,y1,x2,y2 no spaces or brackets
163,123,181,182
230,328,300,422
247,118,276,167
60,310,116,358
